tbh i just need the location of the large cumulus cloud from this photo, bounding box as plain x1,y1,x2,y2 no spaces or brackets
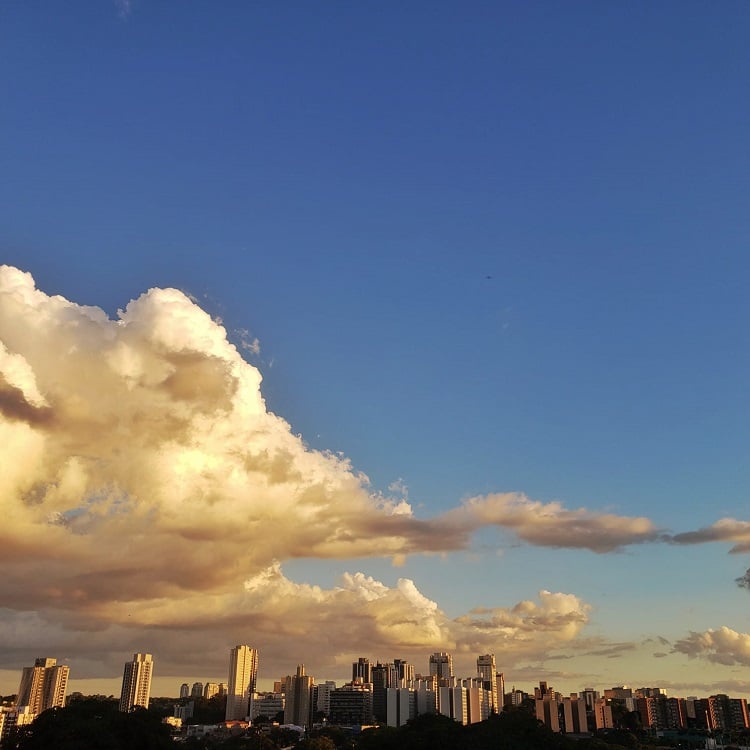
0,265,737,683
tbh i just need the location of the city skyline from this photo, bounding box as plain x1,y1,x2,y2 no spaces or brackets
8,648,750,709
2,2,750,701
9,650,750,735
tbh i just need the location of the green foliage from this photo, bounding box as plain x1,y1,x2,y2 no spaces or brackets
0,702,654,750
354,709,579,750
190,695,228,725
220,731,277,750
268,726,302,747
297,737,336,750
7,699,173,750
310,725,352,749
597,730,641,749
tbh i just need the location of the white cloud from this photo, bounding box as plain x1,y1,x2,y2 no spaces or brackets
673,627,750,667
0,264,735,684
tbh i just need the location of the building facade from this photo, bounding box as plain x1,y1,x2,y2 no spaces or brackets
284,664,314,728
476,654,499,713
429,652,453,682
15,658,69,715
119,653,153,712
329,681,374,726
225,645,259,721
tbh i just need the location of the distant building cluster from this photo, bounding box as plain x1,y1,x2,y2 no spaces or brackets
531,681,750,736
3,647,750,743
222,649,506,730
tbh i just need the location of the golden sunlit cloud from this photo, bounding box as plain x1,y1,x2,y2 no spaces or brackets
0,265,744,682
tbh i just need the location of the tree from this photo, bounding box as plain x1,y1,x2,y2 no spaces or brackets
297,738,336,750
9,699,173,750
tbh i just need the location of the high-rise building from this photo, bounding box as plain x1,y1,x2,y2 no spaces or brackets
580,688,599,712
352,658,371,684
225,645,259,721
371,662,393,723
329,681,374,726
15,658,69,715
179,683,190,699
561,695,588,733
386,687,416,727
428,652,453,682
462,679,491,724
535,695,560,732
203,682,220,699
190,682,203,699
594,698,614,729
250,692,285,722
476,655,498,713
313,681,337,717
119,653,153,712
284,665,314,728
414,677,438,715
496,673,505,711
393,659,414,686
438,685,469,725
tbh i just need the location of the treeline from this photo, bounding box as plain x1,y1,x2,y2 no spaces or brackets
2,700,703,750
2,698,173,749
356,711,640,750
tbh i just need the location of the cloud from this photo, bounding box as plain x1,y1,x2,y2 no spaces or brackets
672,627,750,667
234,328,261,355
579,642,637,659
669,519,750,554
0,265,684,682
455,591,590,652
736,569,750,590
114,0,132,19
0,564,590,682
446,494,661,553
660,677,750,697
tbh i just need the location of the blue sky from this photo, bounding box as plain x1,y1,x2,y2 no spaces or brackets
2,1,750,698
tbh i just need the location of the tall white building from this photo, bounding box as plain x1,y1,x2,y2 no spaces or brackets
414,677,438,715
225,645,259,721
314,680,337,717
16,657,69,715
386,687,416,727
476,654,499,713
119,653,153,712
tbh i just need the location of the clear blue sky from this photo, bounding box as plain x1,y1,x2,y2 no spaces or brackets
2,1,750,698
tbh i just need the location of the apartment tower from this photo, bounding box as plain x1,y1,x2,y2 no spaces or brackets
429,652,453,682
16,658,69,715
119,653,153,712
476,654,499,713
225,645,259,721
284,664,314,728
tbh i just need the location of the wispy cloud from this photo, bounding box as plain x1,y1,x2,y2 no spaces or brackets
114,0,132,20
669,519,750,554
444,494,661,553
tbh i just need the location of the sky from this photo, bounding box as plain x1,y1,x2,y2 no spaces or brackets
1,0,750,701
